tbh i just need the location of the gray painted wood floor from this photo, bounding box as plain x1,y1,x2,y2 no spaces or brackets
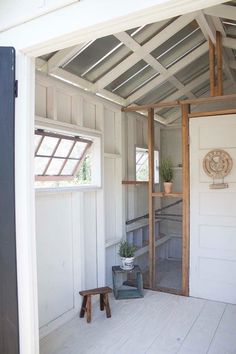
40,290,236,354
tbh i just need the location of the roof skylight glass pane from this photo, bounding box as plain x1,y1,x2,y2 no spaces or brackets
131,19,174,46
136,81,177,105
222,18,236,38
63,35,121,79
175,53,209,85
37,136,59,156
150,21,205,69
105,60,158,98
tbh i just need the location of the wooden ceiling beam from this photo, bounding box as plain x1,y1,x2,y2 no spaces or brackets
115,32,195,99
95,13,196,90
166,79,232,124
126,42,208,104
197,12,236,88
50,67,126,106
122,100,179,112
47,43,87,73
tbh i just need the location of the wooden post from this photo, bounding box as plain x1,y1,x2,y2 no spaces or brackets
181,104,190,296
216,31,223,96
148,108,155,289
209,38,215,97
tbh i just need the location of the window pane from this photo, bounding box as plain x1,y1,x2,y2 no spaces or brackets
35,157,50,175
37,136,59,156
35,135,42,150
46,158,65,175
61,160,78,175
154,150,159,183
70,142,87,158
136,148,149,181
54,139,74,157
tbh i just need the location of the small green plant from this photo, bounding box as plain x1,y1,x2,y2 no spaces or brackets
118,241,136,258
160,158,174,182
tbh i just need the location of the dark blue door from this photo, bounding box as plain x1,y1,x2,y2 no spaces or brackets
0,47,19,354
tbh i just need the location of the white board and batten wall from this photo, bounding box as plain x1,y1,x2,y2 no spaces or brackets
35,73,123,337
190,114,236,304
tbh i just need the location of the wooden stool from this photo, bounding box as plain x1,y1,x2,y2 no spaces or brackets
79,286,112,323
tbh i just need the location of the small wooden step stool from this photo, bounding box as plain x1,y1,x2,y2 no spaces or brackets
79,286,112,323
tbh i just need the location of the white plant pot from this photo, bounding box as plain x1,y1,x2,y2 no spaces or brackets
120,257,134,270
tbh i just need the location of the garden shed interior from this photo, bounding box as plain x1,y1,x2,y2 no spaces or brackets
33,1,236,344
1,1,236,353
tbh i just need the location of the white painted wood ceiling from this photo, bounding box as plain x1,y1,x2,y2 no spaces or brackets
37,2,236,125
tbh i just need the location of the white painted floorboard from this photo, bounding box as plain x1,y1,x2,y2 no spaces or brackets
40,291,235,354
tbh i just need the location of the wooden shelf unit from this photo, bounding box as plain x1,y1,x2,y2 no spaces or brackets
122,180,148,185
152,192,183,198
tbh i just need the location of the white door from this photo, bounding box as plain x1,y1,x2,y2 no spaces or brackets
190,114,236,304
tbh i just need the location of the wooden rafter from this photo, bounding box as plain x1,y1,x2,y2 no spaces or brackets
50,67,126,106
126,42,208,104
165,79,232,125
155,71,209,113
47,43,87,73
114,32,195,99
196,11,236,90
203,4,236,21
95,13,196,91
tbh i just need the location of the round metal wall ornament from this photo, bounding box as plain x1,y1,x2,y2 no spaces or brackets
203,149,233,189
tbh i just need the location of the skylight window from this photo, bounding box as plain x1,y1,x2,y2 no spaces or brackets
35,130,92,181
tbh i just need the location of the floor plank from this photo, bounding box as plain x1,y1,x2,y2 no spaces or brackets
145,296,206,354
40,291,236,354
207,304,236,354
177,300,226,354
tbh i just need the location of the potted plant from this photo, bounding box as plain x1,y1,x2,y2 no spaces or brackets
160,158,174,194
118,241,136,270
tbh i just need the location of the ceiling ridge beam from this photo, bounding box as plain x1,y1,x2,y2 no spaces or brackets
126,42,208,104
203,4,236,22
95,13,196,90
